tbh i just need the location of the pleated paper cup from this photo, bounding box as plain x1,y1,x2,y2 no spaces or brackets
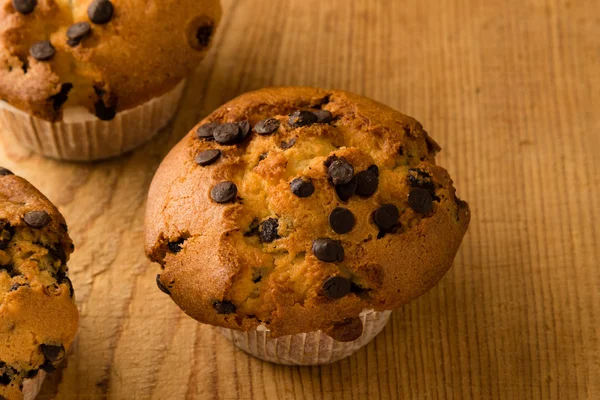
22,370,46,400
219,309,392,365
0,80,186,162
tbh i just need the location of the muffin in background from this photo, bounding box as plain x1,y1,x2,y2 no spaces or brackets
0,167,78,399
0,0,222,161
144,87,470,365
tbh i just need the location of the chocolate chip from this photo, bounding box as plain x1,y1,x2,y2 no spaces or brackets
30,41,55,61
335,179,357,201
50,83,73,111
254,118,280,135
0,221,14,250
195,149,221,166
237,121,251,142
408,188,433,214
156,274,171,295
280,138,296,149
24,211,51,229
314,109,333,124
355,168,379,197
211,181,237,203
0,168,13,176
0,372,10,385
196,21,214,47
259,218,279,243
12,0,36,14
196,122,218,140
168,238,185,253
94,100,116,121
213,123,240,145
27,369,39,379
88,0,114,24
368,165,379,176
329,207,355,234
312,238,344,263
289,110,317,127
327,158,354,185
373,204,399,232
259,152,268,161
322,276,351,299
40,344,64,362
40,360,55,373
66,22,91,47
290,177,315,198
213,300,236,314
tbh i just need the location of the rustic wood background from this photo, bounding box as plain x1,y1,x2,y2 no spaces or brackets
1,0,598,398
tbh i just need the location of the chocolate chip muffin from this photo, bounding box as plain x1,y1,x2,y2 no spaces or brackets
145,87,470,364
0,0,222,160
0,168,78,399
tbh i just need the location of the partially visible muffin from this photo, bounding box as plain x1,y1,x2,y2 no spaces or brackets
0,168,78,399
145,87,470,363
0,0,222,160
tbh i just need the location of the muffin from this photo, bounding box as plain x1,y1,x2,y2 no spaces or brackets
144,87,470,365
0,168,78,399
0,0,222,161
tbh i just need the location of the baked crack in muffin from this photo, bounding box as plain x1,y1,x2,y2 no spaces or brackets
145,87,470,364
0,168,78,399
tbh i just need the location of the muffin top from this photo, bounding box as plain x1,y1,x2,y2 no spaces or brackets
145,87,470,339
0,0,221,121
0,168,78,399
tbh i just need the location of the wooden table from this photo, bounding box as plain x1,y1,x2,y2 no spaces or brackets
1,0,598,398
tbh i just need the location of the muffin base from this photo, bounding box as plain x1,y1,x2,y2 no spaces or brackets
0,80,186,161
22,370,46,400
219,310,392,365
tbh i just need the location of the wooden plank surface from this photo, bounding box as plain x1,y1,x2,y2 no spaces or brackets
1,0,598,398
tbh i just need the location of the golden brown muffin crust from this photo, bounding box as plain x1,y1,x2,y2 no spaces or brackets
0,168,78,399
0,0,221,121
145,87,470,338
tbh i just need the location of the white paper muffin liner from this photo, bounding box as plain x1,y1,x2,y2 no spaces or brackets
0,80,186,161
22,370,46,400
219,309,392,365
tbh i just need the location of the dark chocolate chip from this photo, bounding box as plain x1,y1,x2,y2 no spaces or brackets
237,121,252,142
168,238,185,253
397,146,404,156
290,177,315,198
94,100,116,121
50,83,73,112
368,164,379,176
66,22,91,47
196,21,214,47
12,0,36,14
289,110,317,127
40,360,55,373
313,109,333,124
213,123,240,145
156,274,171,295
335,179,357,201
30,41,55,61
407,169,435,193
312,238,344,263
24,210,51,229
211,181,237,203
0,372,10,385
327,158,354,185
259,218,279,243
213,300,236,314
88,0,114,24
373,204,399,232
196,122,218,140
26,369,39,379
254,118,280,135
0,168,13,176
322,276,352,299
280,138,296,149
408,188,433,214
355,168,379,197
40,344,64,362
259,152,268,161
329,207,355,234
195,149,221,166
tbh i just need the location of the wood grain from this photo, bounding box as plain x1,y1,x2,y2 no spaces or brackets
1,0,598,398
